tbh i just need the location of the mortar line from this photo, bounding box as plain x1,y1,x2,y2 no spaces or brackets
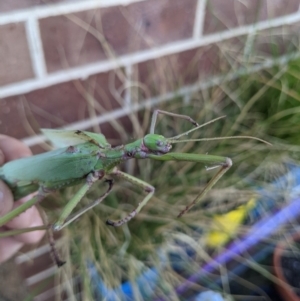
34,284,81,301
0,0,146,25
124,64,132,107
25,266,57,286
33,278,81,301
15,243,51,264
2,8,300,100
25,17,47,78
193,0,207,38
22,51,300,147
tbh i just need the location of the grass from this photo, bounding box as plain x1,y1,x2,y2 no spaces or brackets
39,56,300,300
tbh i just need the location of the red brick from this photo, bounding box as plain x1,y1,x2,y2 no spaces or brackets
0,260,28,301
40,8,123,72
40,0,197,72
203,0,299,35
127,0,197,46
252,22,300,58
0,70,122,141
20,250,54,280
0,0,63,12
134,36,246,98
0,23,34,86
259,0,299,20
134,46,218,98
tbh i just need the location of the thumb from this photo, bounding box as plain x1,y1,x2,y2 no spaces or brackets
0,181,14,218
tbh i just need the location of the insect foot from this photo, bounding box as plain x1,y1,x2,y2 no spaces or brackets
104,178,114,188
52,223,62,232
106,219,115,226
224,157,233,168
46,225,66,267
106,208,137,227
50,240,66,267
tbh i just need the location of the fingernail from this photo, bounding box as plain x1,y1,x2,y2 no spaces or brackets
0,149,4,165
0,182,5,209
0,186,5,216
0,181,14,216
0,181,5,203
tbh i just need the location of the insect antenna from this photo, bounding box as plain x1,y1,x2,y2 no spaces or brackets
166,115,271,146
168,116,226,141
169,136,272,146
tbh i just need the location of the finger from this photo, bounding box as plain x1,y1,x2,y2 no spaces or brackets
0,135,32,217
0,137,45,244
0,237,23,263
0,181,14,217
0,135,32,162
0,148,4,166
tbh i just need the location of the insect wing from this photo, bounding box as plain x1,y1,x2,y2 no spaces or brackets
2,144,99,185
41,129,111,148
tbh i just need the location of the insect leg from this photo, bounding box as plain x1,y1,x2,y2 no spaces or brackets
38,210,66,267
150,109,199,134
148,152,232,217
0,188,48,227
106,168,155,227
55,179,113,230
52,170,104,231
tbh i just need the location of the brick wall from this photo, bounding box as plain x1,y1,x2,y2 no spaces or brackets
1,0,300,152
1,0,300,300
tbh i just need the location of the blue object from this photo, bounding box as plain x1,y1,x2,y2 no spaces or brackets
90,164,300,300
89,262,159,301
194,291,224,301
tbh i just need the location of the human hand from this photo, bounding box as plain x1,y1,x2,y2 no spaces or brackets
0,135,45,263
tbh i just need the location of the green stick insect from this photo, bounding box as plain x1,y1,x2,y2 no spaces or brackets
0,110,268,264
